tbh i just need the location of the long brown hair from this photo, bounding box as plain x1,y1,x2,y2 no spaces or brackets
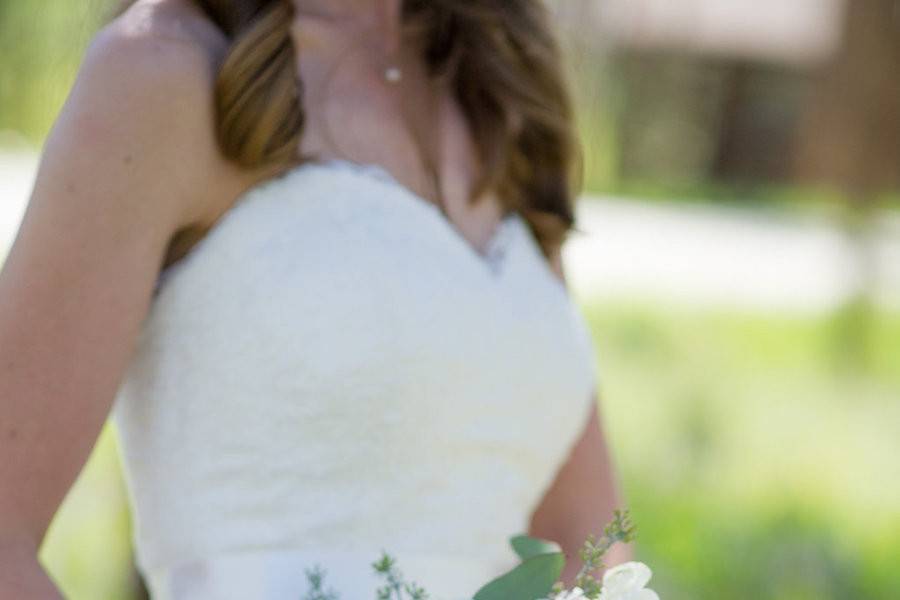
114,0,582,259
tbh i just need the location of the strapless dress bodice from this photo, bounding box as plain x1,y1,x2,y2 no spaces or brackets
111,159,599,599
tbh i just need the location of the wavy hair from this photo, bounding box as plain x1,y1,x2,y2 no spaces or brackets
114,0,582,258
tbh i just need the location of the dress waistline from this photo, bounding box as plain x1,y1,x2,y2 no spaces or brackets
146,547,510,600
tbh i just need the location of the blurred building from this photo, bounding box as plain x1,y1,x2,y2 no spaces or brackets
586,0,845,66
557,0,899,196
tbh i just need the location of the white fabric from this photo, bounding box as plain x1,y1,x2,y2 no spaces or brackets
146,549,500,600
111,159,599,599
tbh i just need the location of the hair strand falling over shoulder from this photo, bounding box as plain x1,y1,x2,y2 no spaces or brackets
113,0,582,259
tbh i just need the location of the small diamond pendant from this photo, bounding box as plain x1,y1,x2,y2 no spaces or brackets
384,66,403,84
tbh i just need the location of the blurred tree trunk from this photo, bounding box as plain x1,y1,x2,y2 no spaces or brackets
793,0,900,366
794,0,900,196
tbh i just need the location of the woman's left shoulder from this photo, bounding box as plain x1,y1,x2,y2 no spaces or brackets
110,0,229,59
77,0,263,229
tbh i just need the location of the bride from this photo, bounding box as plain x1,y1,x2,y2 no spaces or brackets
0,0,629,598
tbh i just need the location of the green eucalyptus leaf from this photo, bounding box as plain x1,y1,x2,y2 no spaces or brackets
472,552,565,600
509,535,563,561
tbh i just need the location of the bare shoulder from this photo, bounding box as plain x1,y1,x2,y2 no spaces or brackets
85,0,228,130
109,0,228,52
56,0,248,229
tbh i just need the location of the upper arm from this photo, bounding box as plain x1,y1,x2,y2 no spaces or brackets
0,22,232,547
528,396,630,574
547,243,567,286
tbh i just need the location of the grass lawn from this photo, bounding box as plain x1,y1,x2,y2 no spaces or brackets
585,302,900,599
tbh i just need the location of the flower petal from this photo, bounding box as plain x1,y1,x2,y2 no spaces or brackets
602,562,653,592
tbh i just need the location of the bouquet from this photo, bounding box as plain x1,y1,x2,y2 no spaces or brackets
302,510,659,600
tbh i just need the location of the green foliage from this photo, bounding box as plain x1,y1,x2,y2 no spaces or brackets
0,2,112,143
302,566,339,600
372,553,429,600
570,510,637,598
509,535,563,561
472,552,565,600
476,512,633,600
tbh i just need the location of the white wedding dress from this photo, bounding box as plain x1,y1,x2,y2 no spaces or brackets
110,159,598,600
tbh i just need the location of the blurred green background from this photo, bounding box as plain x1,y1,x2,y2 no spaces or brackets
2,1,899,599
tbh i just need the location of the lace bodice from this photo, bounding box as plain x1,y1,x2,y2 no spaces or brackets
111,159,598,599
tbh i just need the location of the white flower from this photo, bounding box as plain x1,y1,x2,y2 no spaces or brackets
543,587,588,600
598,562,660,600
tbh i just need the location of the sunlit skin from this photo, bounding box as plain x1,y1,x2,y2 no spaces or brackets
0,0,629,595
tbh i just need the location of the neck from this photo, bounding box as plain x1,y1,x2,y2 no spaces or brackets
290,0,390,22
290,0,411,71
288,0,445,201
